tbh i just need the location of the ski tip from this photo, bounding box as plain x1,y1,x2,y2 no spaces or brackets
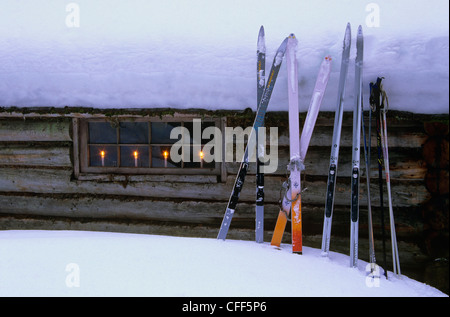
277,37,289,53
356,26,364,60
287,33,298,48
344,23,351,44
324,55,332,61
258,25,265,39
258,26,266,53
357,25,363,40
274,39,288,66
345,23,351,35
342,23,352,52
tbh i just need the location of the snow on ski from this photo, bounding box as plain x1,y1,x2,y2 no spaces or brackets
217,36,288,241
321,23,351,256
270,55,332,248
350,25,363,268
255,26,266,243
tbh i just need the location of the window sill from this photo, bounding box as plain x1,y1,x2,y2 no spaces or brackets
76,173,219,184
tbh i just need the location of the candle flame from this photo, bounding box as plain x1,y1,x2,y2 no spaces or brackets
100,150,105,158
199,151,204,159
163,151,169,159
133,151,138,159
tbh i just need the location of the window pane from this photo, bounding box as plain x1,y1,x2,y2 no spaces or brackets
119,122,149,144
183,146,200,168
151,122,181,144
151,146,181,168
89,146,118,167
183,121,199,145
201,121,217,143
120,146,149,167
183,120,217,144
184,146,215,169
89,122,117,144
84,118,220,173
200,145,216,169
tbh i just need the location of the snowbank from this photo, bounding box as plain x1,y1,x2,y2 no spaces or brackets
0,230,446,297
0,0,448,114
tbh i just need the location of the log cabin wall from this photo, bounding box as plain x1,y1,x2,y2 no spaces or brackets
0,108,448,293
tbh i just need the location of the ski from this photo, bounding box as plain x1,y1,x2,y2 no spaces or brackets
286,34,302,253
217,36,288,240
270,54,332,248
350,25,363,268
362,82,376,269
255,26,266,243
321,23,352,256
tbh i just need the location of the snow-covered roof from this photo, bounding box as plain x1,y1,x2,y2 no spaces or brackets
0,0,448,114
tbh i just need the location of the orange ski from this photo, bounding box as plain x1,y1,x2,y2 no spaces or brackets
291,194,302,253
270,203,290,247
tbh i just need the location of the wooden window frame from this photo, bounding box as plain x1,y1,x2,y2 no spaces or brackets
76,116,224,176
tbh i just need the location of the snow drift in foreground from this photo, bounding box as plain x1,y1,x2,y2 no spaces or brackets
0,0,448,114
0,230,446,297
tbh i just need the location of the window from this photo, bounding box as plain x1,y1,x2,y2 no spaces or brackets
78,117,223,175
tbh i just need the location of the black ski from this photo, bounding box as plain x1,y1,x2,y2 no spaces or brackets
218,36,288,240
255,26,266,243
321,23,352,255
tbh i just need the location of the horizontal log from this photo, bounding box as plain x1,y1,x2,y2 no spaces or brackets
0,120,71,142
252,124,427,149
0,145,71,167
226,146,426,180
0,167,430,207
0,142,425,181
0,113,426,148
77,173,218,183
0,194,232,223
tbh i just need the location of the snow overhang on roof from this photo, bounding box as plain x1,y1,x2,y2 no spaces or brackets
0,0,448,114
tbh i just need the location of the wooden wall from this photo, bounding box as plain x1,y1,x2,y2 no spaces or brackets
0,109,448,292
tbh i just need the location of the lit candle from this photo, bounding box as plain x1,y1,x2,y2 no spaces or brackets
133,150,138,167
199,150,204,168
163,150,168,168
100,150,105,167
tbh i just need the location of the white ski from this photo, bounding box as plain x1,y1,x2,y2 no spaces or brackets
270,52,332,249
286,34,302,253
